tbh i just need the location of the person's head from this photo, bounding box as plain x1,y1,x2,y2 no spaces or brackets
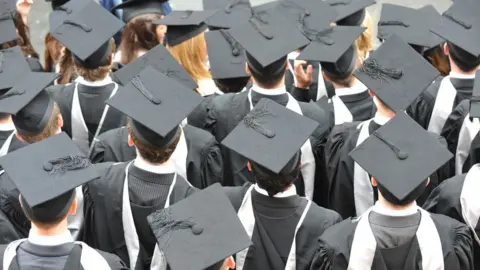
322,45,358,88
15,101,63,144
444,42,480,74
167,32,211,82
245,53,288,89
248,152,301,197
372,177,429,206
213,77,250,93
424,44,450,76
57,48,76,84
354,11,373,62
127,120,181,164
44,33,64,72
119,13,164,65
73,39,116,82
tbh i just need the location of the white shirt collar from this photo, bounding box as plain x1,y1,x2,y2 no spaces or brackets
373,112,391,125
197,79,223,96
334,82,368,97
449,71,476,79
75,75,114,87
254,184,297,198
373,201,418,217
134,155,176,174
0,121,15,131
28,230,73,246
251,84,287,96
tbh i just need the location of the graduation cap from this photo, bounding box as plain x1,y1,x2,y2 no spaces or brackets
148,183,251,270
354,35,440,112
228,7,310,69
50,0,125,69
113,44,197,90
222,98,318,174
326,0,376,26
297,26,365,77
107,66,203,148
0,46,32,91
46,0,70,9
349,113,453,203
203,0,253,29
0,132,99,222
0,0,17,44
48,0,90,31
377,4,444,50
154,10,217,47
112,0,167,23
470,70,480,118
430,1,480,57
0,72,59,135
205,30,249,80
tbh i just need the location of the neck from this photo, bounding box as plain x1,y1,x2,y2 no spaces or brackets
331,77,358,89
449,58,479,76
31,219,68,237
373,96,395,119
252,77,285,90
378,192,415,211
134,151,176,174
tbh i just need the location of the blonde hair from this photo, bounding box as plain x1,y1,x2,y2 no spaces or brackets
355,11,373,61
167,33,211,82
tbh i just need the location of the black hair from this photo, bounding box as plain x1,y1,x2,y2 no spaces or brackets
447,42,480,73
20,190,76,224
246,52,287,89
214,77,250,93
377,179,428,206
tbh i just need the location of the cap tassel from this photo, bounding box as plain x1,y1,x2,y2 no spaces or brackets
225,0,249,14
0,88,26,100
328,0,351,6
55,6,72,14
43,155,92,175
359,59,403,82
244,101,276,138
220,29,242,57
131,75,161,105
373,131,408,160
60,20,92,33
443,11,472,29
378,21,410,28
249,9,273,40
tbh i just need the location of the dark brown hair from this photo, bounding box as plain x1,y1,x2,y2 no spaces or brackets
57,49,76,84
43,33,63,72
1,12,39,59
19,103,61,144
128,124,181,164
425,45,450,76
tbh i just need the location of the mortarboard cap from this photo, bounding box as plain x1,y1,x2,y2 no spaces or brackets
430,1,480,57
154,10,217,47
107,66,203,148
0,0,17,44
50,0,125,69
326,0,376,26
46,0,70,9
0,47,33,91
349,113,453,202
377,4,444,50
470,70,480,118
112,0,167,23
205,29,249,79
228,8,310,69
222,98,318,174
148,184,251,270
354,35,440,112
113,44,197,90
203,0,252,29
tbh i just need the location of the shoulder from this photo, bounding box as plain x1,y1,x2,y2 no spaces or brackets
223,183,252,212
97,127,128,141
429,212,472,247
47,84,74,104
183,125,216,146
328,121,363,145
304,201,342,228
299,101,331,126
95,249,129,270
209,92,246,111
425,76,445,98
89,162,128,191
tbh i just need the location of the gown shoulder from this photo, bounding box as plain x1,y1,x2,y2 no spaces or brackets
223,183,252,212
204,92,248,140
94,249,129,270
423,174,466,223
89,127,133,163
407,76,443,129
187,94,217,130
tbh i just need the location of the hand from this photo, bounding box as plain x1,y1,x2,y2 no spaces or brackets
293,60,313,89
16,0,32,24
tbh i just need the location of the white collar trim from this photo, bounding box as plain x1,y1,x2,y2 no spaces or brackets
449,72,476,79
75,75,114,87
254,184,297,198
251,85,287,96
28,230,73,246
373,201,418,217
373,112,391,125
0,121,15,131
134,155,176,174
335,82,368,97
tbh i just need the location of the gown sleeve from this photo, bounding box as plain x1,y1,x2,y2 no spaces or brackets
204,101,219,139
452,222,475,270
89,139,106,163
407,80,439,130
200,137,223,188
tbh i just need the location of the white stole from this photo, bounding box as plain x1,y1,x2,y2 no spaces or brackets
427,76,457,135
331,95,353,125
0,132,15,157
169,127,189,183
353,120,375,216
455,115,480,175
460,164,480,244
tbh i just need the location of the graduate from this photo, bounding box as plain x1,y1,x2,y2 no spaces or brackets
147,184,251,270
205,6,332,206
0,133,128,269
47,0,127,155
325,35,440,219
221,98,341,270
83,67,202,270
409,1,480,132
311,113,474,270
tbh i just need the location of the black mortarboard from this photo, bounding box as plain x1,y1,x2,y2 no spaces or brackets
470,70,480,118
0,133,98,222
377,4,444,50
148,183,251,270
326,0,376,26
205,30,249,80
113,44,197,90
50,0,124,69
46,0,70,9
354,35,440,112
222,98,318,174
228,8,310,69
203,0,252,29
430,1,480,57
154,10,217,47
349,113,453,202
0,0,17,44
107,66,203,148
0,46,32,91
112,0,167,23
0,72,59,135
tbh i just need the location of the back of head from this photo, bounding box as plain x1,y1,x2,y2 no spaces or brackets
214,77,250,93
20,190,75,227
246,52,287,89
73,39,116,81
377,179,428,206
447,41,480,73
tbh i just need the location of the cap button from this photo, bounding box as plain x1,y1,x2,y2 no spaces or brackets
43,162,53,171
397,151,408,160
151,97,161,105
191,225,203,235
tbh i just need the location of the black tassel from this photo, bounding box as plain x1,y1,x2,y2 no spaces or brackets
44,155,92,176
220,30,242,57
225,0,249,14
359,59,403,83
131,75,161,105
60,20,92,33
444,11,472,29
328,0,351,6
249,9,273,40
0,190,30,235
0,88,26,100
373,131,408,160
243,101,276,138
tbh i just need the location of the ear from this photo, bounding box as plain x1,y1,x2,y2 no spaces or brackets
69,197,77,216
443,43,449,56
128,133,135,147
371,177,377,187
245,63,251,75
247,161,252,172
368,89,374,97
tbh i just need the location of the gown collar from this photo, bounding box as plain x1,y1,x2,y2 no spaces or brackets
75,75,114,87
251,84,287,96
28,230,73,246
254,184,297,198
134,155,176,174
372,201,418,217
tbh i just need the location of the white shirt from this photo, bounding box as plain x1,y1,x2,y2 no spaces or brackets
372,201,418,217
28,230,73,247
373,112,391,126
450,71,477,79
0,121,15,131
335,82,368,97
254,184,297,198
134,155,176,174
75,75,113,87
251,85,287,96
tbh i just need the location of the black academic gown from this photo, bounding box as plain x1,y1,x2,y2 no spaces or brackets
408,76,475,130
310,211,474,270
0,187,28,245
316,91,376,124
325,119,445,219
187,94,219,130
224,183,341,270
204,90,332,206
88,125,223,189
82,162,195,268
